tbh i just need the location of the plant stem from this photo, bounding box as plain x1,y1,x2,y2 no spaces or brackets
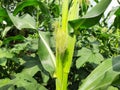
56,53,69,90
36,6,40,29
56,0,69,90
56,54,63,90
55,0,79,90
62,72,68,90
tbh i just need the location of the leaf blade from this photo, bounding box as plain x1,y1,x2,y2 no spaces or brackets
79,56,120,90
38,31,56,76
8,12,36,30
69,0,112,30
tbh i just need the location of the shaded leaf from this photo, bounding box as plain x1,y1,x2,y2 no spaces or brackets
76,47,103,68
0,7,8,18
113,7,120,28
3,35,25,45
1,26,11,38
13,0,39,15
0,7,9,23
115,7,120,16
0,7,12,26
19,54,50,84
13,0,49,15
20,55,41,77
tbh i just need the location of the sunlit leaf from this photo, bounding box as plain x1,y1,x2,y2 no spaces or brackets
11,43,29,54
8,12,36,30
0,78,11,87
69,0,112,30
107,86,118,90
0,48,14,66
38,31,56,76
0,48,13,59
1,26,11,38
79,56,120,90
0,73,47,90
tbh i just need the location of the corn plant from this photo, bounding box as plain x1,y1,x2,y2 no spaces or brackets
53,0,112,90
0,0,120,90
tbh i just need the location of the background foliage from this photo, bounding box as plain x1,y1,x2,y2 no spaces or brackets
0,0,120,90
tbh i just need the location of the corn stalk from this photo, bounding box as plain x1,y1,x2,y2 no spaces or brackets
55,0,79,90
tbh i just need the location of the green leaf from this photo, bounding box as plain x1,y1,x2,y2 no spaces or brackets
114,17,120,29
19,54,49,84
38,31,56,76
0,7,12,26
20,55,41,76
107,86,118,90
7,12,36,30
0,7,8,23
0,7,8,17
0,78,11,87
115,7,120,16
0,73,47,90
113,7,120,28
11,43,27,54
79,56,120,90
0,48,13,59
3,35,25,45
112,78,120,89
13,0,39,15
13,0,49,15
76,47,103,68
0,48,14,66
69,0,112,30
1,26,11,38
0,58,7,66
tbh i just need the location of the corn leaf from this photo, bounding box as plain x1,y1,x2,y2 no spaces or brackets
0,7,12,26
38,31,56,76
69,0,112,30
8,12,36,30
76,47,104,68
13,0,49,15
79,56,120,90
0,73,47,90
